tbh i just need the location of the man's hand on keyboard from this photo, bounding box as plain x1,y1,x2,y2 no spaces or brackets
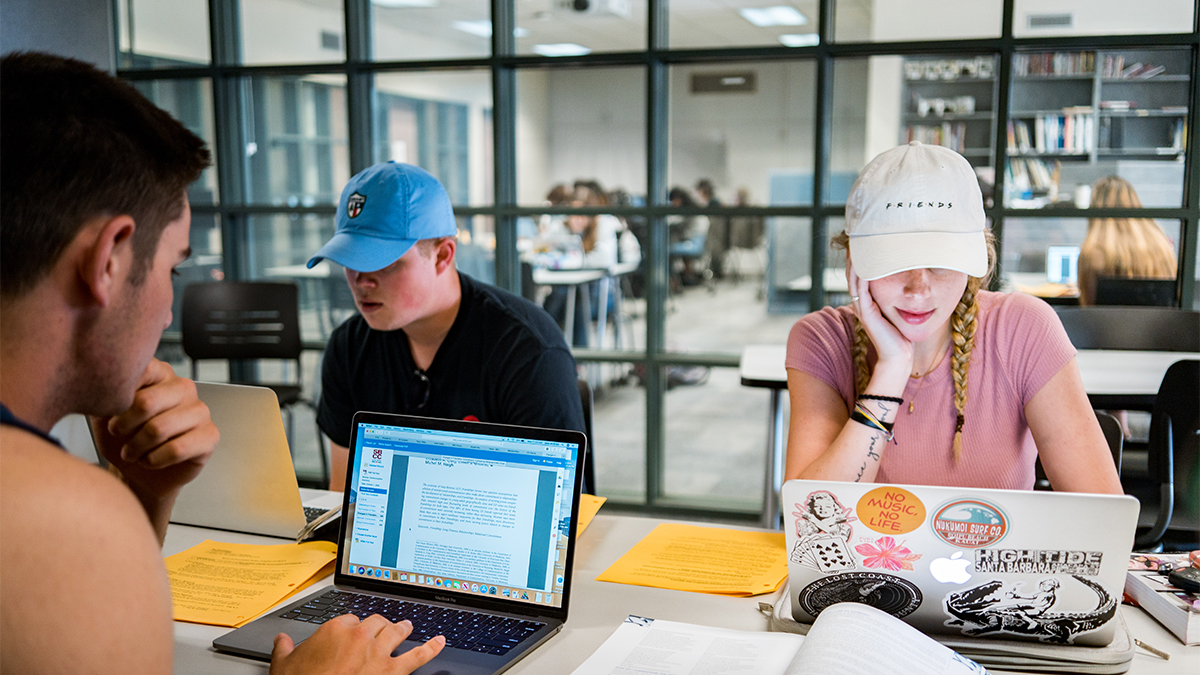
269,614,445,675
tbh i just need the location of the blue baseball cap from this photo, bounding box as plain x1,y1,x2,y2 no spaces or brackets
307,161,456,272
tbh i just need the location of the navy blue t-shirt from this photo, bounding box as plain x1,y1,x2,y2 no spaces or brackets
317,273,585,448
0,403,64,449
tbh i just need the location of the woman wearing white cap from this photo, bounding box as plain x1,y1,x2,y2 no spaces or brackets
784,142,1122,493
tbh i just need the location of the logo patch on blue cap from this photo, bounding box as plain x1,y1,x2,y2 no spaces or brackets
346,192,366,219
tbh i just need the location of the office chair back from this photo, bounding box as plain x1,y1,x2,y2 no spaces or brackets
1055,307,1200,352
1094,277,1176,307
1136,359,1199,549
181,281,304,370
181,281,329,485
578,379,596,495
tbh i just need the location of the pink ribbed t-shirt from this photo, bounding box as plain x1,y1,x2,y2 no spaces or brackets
785,291,1075,489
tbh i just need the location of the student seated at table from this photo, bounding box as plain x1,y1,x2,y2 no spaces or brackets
783,142,1122,494
540,182,630,345
0,52,443,675
308,162,585,491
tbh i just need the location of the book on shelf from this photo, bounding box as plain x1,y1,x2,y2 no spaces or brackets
905,122,966,153
570,603,988,675
1123,554,1200,646
1014,51,1094,77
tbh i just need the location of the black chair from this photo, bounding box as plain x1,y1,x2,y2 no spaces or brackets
577,379,596,495
181,281,329,484
1134,359,1199,550
1055,307,1200,352
1094,276,1176,307
1033,410,1123,490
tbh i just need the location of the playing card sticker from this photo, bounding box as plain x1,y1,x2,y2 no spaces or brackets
930,499,1008,548
857,486,926,535
790,491,858,572
798,571,923,619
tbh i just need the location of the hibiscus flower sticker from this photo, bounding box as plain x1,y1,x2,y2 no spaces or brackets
855,536,921,571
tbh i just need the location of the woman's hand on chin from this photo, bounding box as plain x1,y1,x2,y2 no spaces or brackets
848,265,914,386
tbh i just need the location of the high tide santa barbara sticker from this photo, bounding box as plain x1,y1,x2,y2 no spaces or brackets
930,498,1008,548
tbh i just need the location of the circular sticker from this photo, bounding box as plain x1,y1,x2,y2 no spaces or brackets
798,572,922,618
931,499,1008,548
857,486,926,535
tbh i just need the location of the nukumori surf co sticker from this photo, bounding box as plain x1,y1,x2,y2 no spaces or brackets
857,486,926,535
798,571,922,618
975,549,1103,576
790,491,858,573
930,499,1008,548
943,575,1116,644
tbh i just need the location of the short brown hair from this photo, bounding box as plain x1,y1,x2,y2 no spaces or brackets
1,52,211,297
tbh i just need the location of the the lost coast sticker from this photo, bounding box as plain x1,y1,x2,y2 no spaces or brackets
798,571,922,618
975,549,1103,576
930,499,1008,548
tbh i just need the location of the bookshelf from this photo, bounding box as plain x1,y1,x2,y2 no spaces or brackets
900,55,998,168
1004,48,1190,205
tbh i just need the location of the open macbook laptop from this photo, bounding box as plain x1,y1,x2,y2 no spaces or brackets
214,411,587,674
170,382,341,539
782,479,1138,647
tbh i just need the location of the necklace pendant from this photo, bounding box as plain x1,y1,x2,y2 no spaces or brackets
908,401,915,414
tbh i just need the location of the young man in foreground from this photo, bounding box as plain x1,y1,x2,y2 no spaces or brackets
0,51,443,674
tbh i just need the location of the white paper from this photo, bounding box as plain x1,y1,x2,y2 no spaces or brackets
785,604,988,675
569,616,804,675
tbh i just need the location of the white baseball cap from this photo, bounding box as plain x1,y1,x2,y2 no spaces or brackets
845,142,987,281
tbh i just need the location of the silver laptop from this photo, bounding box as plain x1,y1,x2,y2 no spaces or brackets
170,382,340,539
213,411,587,674
782,479,1138,647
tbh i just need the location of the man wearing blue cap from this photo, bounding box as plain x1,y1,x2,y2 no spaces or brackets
310,162,585,490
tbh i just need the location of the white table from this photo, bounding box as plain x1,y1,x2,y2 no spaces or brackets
533,261,640,350
169,513,1196,673
739,345,1199,529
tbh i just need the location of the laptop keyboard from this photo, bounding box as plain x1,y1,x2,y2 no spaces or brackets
303,507,328,523
278,589,545,655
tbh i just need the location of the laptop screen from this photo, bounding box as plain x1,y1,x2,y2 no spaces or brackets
339,418,580,611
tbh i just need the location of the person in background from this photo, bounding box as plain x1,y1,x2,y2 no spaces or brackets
310,162,585,492
0,51,443,675
784,142,1122,495
1077,175,1178,306
695,178,729,279
541,182,627,345
668,186,712,290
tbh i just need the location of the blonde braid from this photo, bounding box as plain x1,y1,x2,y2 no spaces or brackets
852,318,871,399
949,277,982,461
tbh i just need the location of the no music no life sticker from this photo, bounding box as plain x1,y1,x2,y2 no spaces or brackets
857,486,926,535
930,499,1008,548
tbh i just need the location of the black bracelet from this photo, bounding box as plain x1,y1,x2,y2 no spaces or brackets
850,407,895,441
859,394,903,404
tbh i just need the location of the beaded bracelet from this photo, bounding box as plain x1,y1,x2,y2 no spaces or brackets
859,394,903,405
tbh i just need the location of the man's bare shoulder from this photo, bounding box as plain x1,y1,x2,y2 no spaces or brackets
0,426,174,674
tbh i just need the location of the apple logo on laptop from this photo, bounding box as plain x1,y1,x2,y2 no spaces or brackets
930,551,972,584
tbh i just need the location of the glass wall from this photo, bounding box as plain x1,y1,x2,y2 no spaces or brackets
123,0,1200,516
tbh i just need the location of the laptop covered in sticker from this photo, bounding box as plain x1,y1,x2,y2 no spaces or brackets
782,479,1138,647
213,411,587,675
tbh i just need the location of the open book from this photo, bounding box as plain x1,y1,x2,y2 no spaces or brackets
570,603,985,675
